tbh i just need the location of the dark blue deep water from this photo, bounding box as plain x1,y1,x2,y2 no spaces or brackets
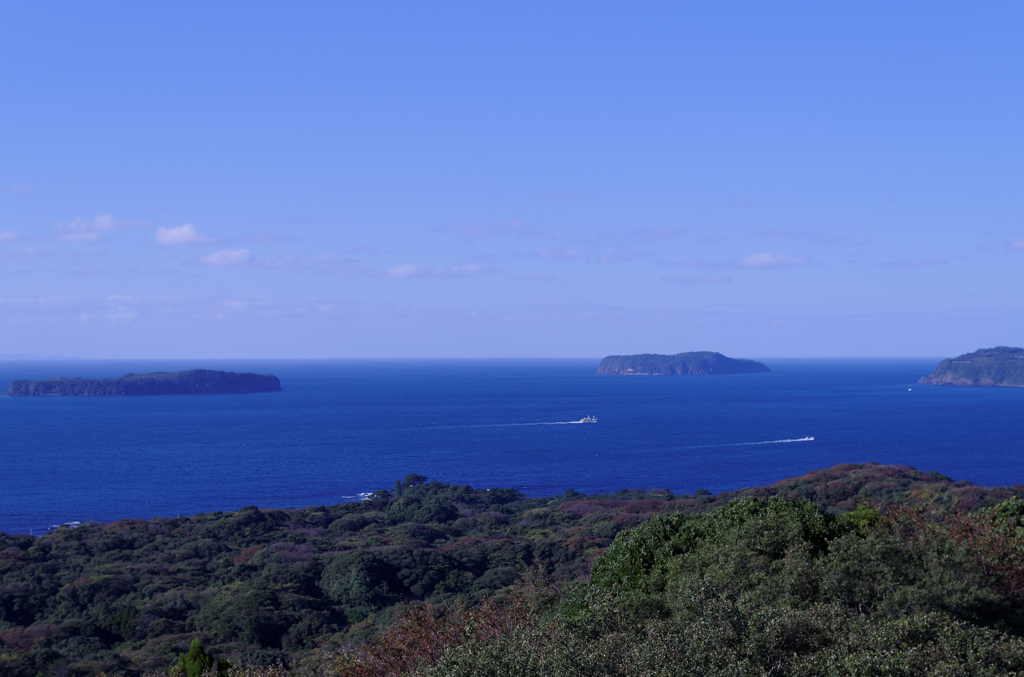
1,358,1022,535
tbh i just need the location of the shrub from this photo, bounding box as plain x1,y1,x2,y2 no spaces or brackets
170,637,230,677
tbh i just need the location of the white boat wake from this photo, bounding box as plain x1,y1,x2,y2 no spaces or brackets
737,436,814,445
476,420,590,427
426,419,596,429
680,436,815,451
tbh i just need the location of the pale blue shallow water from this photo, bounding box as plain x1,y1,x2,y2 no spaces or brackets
1,358,1022,535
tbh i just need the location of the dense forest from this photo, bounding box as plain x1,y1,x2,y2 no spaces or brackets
2,463,1023,676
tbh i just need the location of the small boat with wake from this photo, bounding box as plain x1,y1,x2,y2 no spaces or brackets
578,416,597,423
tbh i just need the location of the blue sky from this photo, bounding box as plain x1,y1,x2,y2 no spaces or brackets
1,3,1022,358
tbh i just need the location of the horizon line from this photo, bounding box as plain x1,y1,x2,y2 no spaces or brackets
0,355,952,361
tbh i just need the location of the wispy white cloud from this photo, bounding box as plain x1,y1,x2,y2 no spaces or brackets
52,214,138,242
1010,241,1024,251
200,249,254,266
530,189,592,200
879,258,947,269
446,263,494,275
0,230,20,243
1,184,31,195
441,219,686,254
386,264,419,278
516,273,557,281
658,258,711,267
0,246,48,263
155,223,215,246
0,296,72,315
0,295,141,325
662,253,810,270
599,250,652,264
190,249,361,273
436,220,540,239
738,252,810,268
538,247,588,260
258,254,357,272
0,294,502,330
753,229,869,246
386,263,494,278
239,232,301,244
80,309,138,324
663,275,732,285
621,227,689,244
755,228,821,240
438,223,496,238
347,246,390,256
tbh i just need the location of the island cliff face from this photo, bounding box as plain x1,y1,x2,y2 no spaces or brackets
7,369,282,396
598,352,770,375
918,346,1024,387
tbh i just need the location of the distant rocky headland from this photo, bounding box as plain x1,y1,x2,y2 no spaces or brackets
919,346,1024,387
6,369,282,396
598,351,770,375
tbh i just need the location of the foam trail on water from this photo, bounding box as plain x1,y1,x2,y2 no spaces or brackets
677,436,815,451
738,436,814,446
429,420,589,429
514,421,587,426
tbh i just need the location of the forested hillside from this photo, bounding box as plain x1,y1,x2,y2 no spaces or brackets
1,464,1022,676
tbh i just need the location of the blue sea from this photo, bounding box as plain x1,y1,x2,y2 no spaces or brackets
1,358,1022,536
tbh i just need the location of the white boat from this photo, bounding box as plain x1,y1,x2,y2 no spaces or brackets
579,416,597,423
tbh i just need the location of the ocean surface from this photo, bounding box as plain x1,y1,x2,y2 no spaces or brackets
1,358,1022,536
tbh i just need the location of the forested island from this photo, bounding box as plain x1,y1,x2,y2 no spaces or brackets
6,369,282,396
919,346,1024,387
598,351,770,375
3,464,1024,676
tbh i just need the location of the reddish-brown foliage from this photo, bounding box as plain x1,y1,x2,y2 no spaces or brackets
0,547,32,573
105,518,147,532
558,501,606,515
612,512,639,528
232,545,263,565
945,511,1024,599
620,499,665,514
884,503,1024,601
332,593,532,677
0,624,60,651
